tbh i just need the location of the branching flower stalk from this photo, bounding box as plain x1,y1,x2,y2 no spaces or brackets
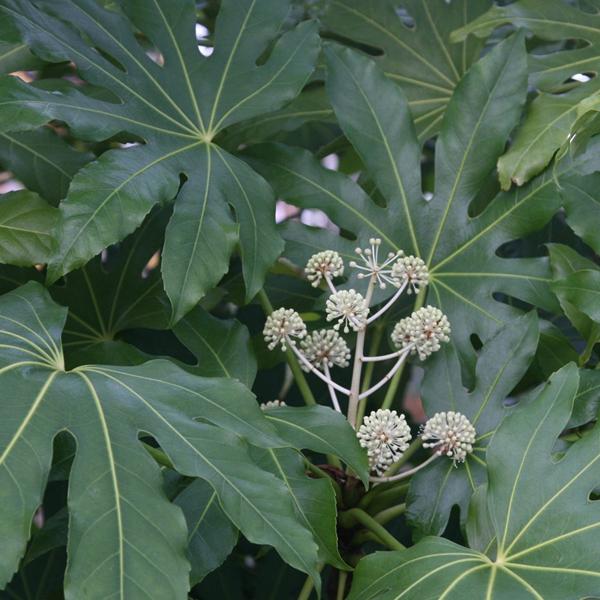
263,237,476,483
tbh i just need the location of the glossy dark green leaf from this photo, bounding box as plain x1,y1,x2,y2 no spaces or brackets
174,478,238,585
568,368,600,429
0,0,321,319
0,128,93,203
320,0,491,141
407,312,539,538
173,305,257,387
0,190,57,265
552,269,600,324
264,405,369,485
0,281,322,597
560,173,600,255
250,36,573,372
251,446,348,569
350,364,600,599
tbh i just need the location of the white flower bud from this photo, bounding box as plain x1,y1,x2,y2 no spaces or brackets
357,409,412,475
260,400,286,410
299,329,351,371
390,306,450,360
421,411,476,464
391,255,429,294
325,290,369,333
305,250,344,287
263,308,307,351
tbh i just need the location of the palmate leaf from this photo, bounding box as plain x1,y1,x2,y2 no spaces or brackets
0,128,94,204
319,0,491,141
453,0,600,188
0,0,321,321
406,313,539,538
349,363,600,599
0,281,324,598
249,34,587,371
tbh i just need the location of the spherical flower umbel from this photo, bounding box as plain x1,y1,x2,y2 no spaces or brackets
391,306,451,360
299,329,351,371
349,238,401,290
326,290,369,333
357,409,412,475
263,308,307,351
421,411,476,464
260,400,286,410
391,254,429,294
305,250,344,287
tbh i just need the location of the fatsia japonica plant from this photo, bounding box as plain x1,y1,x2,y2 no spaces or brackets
1,0,600,599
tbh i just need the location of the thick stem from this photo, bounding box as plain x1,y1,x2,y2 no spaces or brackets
347,278,375,428
369,453,438,484
374,503,406,525
356,325,384,426
258,290,317,406
296,565,323,600
339,508,405,551
323,363,342,412
336,571,348,600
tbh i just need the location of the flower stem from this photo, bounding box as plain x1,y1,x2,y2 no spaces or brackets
369,453,438,484
296,564,323,600
258,290,316,406
384,438,423,476
356,324,384,426
336,571,348,600
339,508,405,551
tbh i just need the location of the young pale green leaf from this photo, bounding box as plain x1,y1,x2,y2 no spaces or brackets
263,405,369,486
349,363,600,599
250,35,572,372
174,478,238,585
251,446,348,570
0,128,93,203
0,0,321,319
0,281,322,597
407,312,539,538
0,190,57,266
453,0,600,188
320,0,491,141
173,305,257,388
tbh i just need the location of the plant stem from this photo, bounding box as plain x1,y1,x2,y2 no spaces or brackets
384,438,423,476
258,290,317,406
366,281,407,323
339,508,405,551
143,443,173,469
336,571,348,600
361,483,410,513
356,325,384,426
296,571,317,600
374,503,406,525
347,278,375,428
359,350,409,399
323,363,342,412
369,453,438,484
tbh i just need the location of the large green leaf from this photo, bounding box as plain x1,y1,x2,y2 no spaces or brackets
0,281,323,597
453,0,600,188
0,0,321,320
406,312,539,538
0,190,57,266
263,405,370,486
249,35,581,371
173,305,257,387
174,478,238,585
0,128,93,204
349,363,600,599
319,0,491,141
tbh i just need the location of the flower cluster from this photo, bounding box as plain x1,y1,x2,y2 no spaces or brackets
391,253,429,294
421,411,476,464
391,306,451,360
305,250,344,287
349,238,402,290
358,409,412,475
263,308,307,351
260,400,287,410
299,329,351,371
326,290,369,333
